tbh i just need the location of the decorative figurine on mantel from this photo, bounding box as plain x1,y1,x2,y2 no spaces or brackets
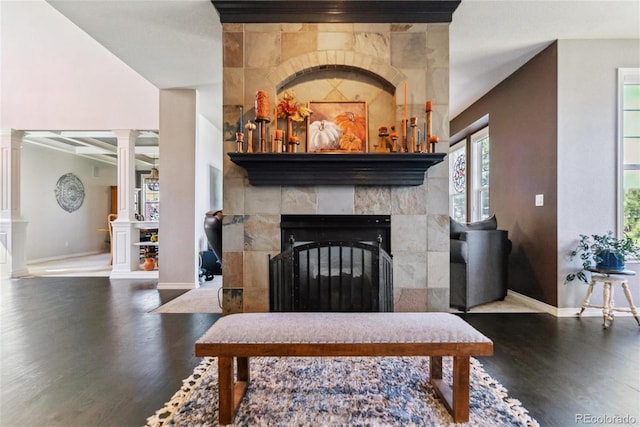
235,131,244,153
244,121,256,153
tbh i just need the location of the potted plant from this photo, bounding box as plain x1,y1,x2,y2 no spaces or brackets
566,231,640,283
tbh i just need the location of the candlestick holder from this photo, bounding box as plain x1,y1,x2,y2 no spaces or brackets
235,132,245,153
401,119,408,152
287,136,299,153
429,136,439,153
425,103,433,153
390,126,399,152
409,117,417,153
377,126,390,152
255,117,270,153
273,137,283,153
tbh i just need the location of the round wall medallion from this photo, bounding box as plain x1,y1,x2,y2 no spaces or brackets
54,173,85,213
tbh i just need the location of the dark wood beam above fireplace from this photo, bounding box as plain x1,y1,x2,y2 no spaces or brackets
228,152,446,186
211,1,461,23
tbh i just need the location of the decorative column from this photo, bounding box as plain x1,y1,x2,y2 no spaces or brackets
110,129,140,278
0,129,28,279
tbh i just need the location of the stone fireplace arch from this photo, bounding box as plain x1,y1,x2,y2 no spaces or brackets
266,51,406,94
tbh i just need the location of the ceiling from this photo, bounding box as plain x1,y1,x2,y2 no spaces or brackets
23,130,160,168
36,0,640,160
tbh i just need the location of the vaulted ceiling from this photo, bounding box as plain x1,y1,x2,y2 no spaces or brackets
33,0,640,161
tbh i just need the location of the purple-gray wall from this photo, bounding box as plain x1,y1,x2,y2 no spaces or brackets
451,42,559,306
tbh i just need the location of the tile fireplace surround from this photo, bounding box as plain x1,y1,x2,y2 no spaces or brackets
220,19,451,314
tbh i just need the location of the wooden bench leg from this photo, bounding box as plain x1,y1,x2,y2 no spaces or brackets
452,356,470,422
218,357,234,425
430,356,471,423
430,355,442,380
218,357,250,425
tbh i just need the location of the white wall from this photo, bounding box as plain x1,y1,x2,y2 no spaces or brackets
557,39,640,309
195,83,223,254
0,0,158,267
21,143,117,261
0,0,158,130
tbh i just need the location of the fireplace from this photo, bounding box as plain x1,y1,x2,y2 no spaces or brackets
269,215,393,312
219,19,452,314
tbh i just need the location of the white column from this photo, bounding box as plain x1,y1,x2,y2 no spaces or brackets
0,129,28,278
110,130,141,277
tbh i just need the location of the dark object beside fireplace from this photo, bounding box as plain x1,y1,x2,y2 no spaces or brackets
269,238,393,312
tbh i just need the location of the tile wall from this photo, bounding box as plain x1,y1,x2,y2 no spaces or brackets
221,23,450,314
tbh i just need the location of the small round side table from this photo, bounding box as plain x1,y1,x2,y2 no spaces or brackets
577,268,638,329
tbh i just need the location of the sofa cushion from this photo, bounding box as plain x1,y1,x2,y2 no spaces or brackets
450,215,497,239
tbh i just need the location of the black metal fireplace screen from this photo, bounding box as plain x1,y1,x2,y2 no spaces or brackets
269,238,393,312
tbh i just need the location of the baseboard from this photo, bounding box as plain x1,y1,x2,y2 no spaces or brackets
27,251,104,265
508,290,635,318
157,282,199,290
110,270,158,280
506,290,558,315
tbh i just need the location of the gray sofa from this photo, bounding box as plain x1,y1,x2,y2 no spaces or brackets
450,215,511,312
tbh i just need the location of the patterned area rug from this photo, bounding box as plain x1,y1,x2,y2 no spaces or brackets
146,356,538,427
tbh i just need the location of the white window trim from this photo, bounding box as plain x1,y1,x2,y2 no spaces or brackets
617,68,640,239
449,140,467,222
470,127,489,221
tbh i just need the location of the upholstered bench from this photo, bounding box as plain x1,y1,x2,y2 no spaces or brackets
195,312,493,424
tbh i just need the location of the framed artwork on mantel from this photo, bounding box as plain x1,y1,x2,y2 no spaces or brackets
306,100,368,153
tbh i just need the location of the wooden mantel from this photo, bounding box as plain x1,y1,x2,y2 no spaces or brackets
211,1,461,23
228,152,446,186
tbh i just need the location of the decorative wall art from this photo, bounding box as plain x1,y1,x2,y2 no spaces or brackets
307,101,368,152
54,173,85,213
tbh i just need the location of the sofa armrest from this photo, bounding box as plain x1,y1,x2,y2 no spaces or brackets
457,230,509,262
450,239,468,263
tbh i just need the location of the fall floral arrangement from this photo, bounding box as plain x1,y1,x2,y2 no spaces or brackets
276,90,312,122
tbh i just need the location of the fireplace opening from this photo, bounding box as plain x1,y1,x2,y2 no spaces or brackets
269,215,393,312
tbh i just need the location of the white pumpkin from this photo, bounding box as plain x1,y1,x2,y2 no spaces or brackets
308,120,342,151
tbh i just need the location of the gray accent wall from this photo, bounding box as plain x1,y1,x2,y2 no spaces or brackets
452,39,640,311
451,42,559,306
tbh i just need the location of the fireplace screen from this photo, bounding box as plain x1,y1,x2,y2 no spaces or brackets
269,238,393,312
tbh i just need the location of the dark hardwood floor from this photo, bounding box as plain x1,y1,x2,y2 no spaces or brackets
1,277,638,426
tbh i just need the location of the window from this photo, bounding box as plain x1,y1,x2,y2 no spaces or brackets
471,127,490,221
619,69,640,247
449,141,466,222
449,124,490,222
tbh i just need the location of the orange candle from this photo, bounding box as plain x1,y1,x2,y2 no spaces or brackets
425,101,433,112
275,129,283,140
255,91,270,120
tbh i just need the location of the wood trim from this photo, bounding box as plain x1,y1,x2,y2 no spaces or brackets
211,1,461,24
196,341,493,357
227,152,446,186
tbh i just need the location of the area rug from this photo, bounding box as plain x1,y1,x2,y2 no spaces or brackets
152,277,222,314
146,356,538,427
